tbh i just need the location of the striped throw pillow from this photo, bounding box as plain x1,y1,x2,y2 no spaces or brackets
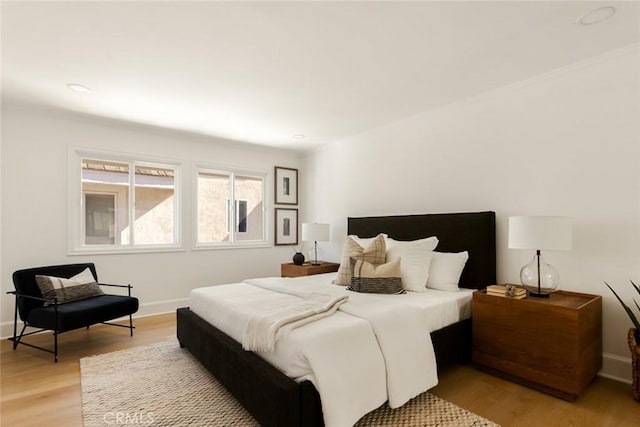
35,271,104,305
348,258,404,294
334,234,386,286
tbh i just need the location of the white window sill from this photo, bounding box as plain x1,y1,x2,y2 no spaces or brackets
68,246,186,256
192,242,272,251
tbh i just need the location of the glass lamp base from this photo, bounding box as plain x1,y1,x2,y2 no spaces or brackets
520,252,559,297
527,289,551,298
307,246,324,266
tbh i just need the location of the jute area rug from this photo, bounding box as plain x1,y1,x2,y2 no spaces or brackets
81,341,499,427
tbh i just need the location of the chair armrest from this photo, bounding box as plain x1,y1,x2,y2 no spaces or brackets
6,290,54,303
98,283,133,297
98,283,132,289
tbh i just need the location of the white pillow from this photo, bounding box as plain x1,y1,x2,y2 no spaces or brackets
386,236,438,250
426,251,469,291
70,267,97,285
350,234,388,247
386,236,439,292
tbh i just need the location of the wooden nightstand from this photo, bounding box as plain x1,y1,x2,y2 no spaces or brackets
281,262,340,278
472,287,602,401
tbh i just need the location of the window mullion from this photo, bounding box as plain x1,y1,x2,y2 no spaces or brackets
229,172,235,244
80,192,86,245
129,161,136,246
261,178,266,242
174,166,180,246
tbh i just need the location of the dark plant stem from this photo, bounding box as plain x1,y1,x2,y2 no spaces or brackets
604,281,640,345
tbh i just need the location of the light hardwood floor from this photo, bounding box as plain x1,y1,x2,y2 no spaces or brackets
1,313,638,426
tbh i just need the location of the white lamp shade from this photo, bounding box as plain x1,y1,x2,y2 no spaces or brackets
302,223,330,242
508,216,572,251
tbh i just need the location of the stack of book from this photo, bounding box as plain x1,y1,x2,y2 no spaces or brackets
486,285,527,299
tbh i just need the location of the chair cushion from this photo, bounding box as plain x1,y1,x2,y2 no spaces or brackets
26,294,139,332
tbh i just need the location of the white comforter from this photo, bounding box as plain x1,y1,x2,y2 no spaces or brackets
190,275,453,427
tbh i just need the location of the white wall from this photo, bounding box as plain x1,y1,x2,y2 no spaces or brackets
1,103,302,336
303,46,640,381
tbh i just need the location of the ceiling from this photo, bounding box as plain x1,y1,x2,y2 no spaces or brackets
2,1,639,151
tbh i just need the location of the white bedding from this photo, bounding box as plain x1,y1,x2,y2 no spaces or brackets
241,283,348,352
189,272,474,427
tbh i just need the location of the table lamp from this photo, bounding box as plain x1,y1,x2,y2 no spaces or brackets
508,216,572,297
302,223,330,266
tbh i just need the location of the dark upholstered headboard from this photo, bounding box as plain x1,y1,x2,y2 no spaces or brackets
347,211,496,290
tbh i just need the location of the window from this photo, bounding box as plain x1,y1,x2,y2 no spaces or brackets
196,167,265,246
84,193,116,244
71,151,180,253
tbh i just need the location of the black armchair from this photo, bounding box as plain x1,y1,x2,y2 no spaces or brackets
9,263,139,362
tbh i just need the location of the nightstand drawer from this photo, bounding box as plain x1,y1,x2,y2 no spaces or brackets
281,262,340,278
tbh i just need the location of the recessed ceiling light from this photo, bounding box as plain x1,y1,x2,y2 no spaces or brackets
577,6,616,26
67,83,91,93
292,134,306,140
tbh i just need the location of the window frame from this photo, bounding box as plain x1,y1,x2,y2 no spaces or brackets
69,148,183,255
193,165,268,249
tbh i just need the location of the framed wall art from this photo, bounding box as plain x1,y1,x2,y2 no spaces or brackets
275,208,298,245
274,166,298,205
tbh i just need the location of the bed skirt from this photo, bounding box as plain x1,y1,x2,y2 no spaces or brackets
176,307,471,427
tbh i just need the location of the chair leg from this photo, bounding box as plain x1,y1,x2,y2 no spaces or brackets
129,314,134,337
12,295,18,349
13,324,27,350
54,302,59,362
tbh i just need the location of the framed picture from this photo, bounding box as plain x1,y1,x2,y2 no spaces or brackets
274,166,298,205
275,208,298,246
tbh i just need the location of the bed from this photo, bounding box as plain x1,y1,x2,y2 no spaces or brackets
177,211,496,426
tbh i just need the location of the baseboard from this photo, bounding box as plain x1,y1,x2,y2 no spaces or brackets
0,297,189,339
134,297,189,319
599,353,632,384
